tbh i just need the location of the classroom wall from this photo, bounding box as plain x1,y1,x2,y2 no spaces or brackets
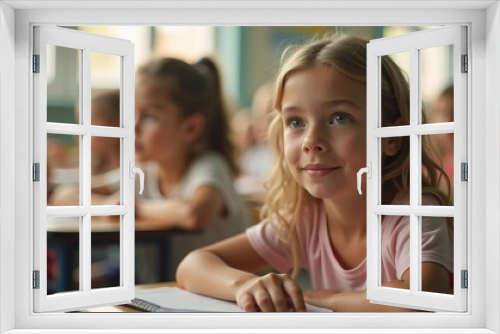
46,26,441,115
234,26,444,111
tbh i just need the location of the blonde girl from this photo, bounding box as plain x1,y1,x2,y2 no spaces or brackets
177,36,453,312
134,57,249,279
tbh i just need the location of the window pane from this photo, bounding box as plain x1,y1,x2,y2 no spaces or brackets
91,215,121,289
47,44,80,124
381,136,410,205
381,52,410,127
91,136,121,205
421,134,454,206
420,216,454,295
421,45,454,125
47,216,80,295
47,134,80,206
91,52,121,127
380,215,409,290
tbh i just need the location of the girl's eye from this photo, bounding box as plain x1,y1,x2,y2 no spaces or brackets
142,111,157,120
287,117,304,128
330,112,352,125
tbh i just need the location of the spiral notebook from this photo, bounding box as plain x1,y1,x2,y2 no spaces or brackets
128,287,332,312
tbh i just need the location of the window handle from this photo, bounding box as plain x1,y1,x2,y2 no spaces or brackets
357,162,371,195
129,162,144,195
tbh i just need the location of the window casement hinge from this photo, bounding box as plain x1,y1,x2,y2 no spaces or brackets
33,54,40,73
33,270,40,289
461,270,468,289
461,54,468,73
33,163,40,182
461,162,468,181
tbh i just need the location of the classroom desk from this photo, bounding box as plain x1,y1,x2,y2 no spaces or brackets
47,217,180,292
83,281,178,313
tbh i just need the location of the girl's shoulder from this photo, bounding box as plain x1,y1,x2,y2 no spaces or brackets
390,191,442,206
181,151,235,192
390,191,410,205
382,191,444,233
194,151,227,165
188,151,231,174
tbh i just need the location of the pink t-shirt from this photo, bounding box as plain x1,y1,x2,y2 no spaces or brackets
246,194,454,292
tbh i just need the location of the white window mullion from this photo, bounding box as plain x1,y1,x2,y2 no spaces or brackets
82,214,91,294
373,123,455,138
90,126,129,138
366,46,380,296
46,123,88,136
46,206,130,218
409,47,420,295
372,125,412,137
413,123,454,135
46,206,89,217
373,205,454,217
82,47,91,208
81,47,92,295
78,216,84,292
90,205,129,216
121,48,135,292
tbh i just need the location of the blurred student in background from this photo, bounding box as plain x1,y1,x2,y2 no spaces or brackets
231,107,253,163
50,90,122,206
235,83,274,202
134,56,250,279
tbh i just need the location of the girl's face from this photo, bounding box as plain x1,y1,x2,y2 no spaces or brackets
281,66,367,200
135,77,193,165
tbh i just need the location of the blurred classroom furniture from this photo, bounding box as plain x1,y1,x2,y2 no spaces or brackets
47,217,182,293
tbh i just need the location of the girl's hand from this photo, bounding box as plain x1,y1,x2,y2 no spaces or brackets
234,273,306,312
303,289,339,311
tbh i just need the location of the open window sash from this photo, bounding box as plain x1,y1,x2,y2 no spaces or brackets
33,25,136,312
366,25,467,312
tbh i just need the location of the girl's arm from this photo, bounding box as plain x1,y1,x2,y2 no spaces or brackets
177,233,306,312
50,178,120,206
304,262,451,312
136,185,225,231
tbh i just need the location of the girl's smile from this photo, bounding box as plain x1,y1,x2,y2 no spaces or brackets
281,65,367,200
301,163,340,177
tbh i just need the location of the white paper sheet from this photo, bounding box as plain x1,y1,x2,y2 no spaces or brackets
135,287,332,313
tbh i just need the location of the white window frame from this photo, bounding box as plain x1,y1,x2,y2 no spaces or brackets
1,1,498,333
33,25,136,312
366,26,468,312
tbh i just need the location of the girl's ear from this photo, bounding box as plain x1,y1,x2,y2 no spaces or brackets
182,113,205,143
382,117,403,157
382,136,402,157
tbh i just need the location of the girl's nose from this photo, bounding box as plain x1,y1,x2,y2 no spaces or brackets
301,127,328,153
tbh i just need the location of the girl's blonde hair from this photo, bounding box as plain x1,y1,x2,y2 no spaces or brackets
261,35,452,278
